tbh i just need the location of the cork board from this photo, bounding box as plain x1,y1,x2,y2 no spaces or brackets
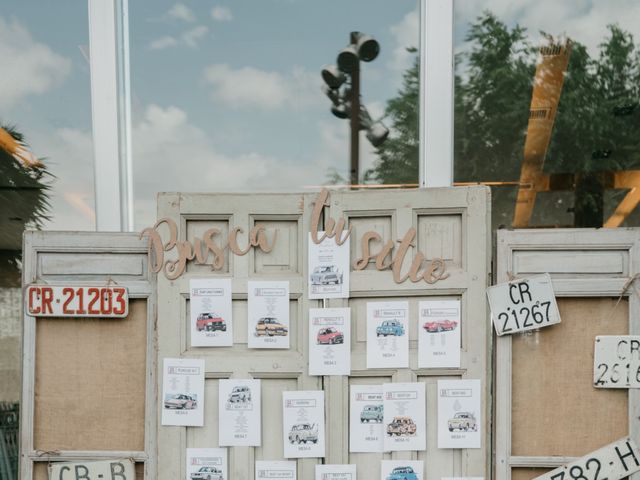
511,468,552,480
33,299,147,451
512,297,628,457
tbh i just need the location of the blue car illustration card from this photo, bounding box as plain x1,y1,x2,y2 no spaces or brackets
248,281,290,349
308,232,350,300
418,299,461,368
256,461,296,480
186,448,227,480
380,460,423,480
162,357,205,426
367,301,409,368
309,307,351,376
218,379,261,446
282,390,326,458
316,464,357,480
437,379,481,449
189,278,233,347
349,384,384,452
383,382,426,451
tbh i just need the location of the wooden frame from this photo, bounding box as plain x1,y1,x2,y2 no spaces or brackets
495,228,640,480
20,231,157,479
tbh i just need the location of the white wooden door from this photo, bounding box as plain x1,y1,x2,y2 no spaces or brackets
155,187,491,479
495,229,640,480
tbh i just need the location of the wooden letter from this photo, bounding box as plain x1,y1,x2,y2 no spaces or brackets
354,231,382,270
228,227,251,256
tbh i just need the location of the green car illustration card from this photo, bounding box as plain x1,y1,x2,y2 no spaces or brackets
349,384,384,453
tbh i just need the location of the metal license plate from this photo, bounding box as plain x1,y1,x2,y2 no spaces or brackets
486,273,561,336
533,437,640,480
49,459,135,480
594,335,640,388
26,285,129,318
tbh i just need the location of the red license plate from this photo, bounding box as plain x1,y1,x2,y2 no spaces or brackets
25,285,129,318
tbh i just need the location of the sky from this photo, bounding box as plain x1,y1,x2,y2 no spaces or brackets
2,0,639,231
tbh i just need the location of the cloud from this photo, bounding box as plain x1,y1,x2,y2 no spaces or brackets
167,3,195,22
211,6,233,22
388,9,419,73
0,16,71,110
148,25,209,50
203,64,321,110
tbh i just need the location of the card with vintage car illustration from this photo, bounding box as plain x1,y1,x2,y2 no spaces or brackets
418,299,461,368
309,307,351,375
380,460,424,480
308,232,350,299
282,390,326,458
315,464,357,479
190,278,233,347
248,281,290,349
437,379,481,449
218,379,261,446
186,448,227,480
383,382,426,451
255,461,296,480
162,358,205,427
349,384,384,452
367,301,409,369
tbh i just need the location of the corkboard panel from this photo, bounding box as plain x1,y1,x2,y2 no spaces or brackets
34,462,145,480
34,299,147,451
511,468,552,480
512,297,628,457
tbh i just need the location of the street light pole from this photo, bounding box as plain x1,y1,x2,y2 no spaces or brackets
349,33,360,188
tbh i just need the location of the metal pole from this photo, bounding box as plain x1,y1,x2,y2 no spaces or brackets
349,32,360,188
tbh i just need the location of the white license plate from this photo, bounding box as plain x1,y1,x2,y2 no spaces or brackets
533,437,640,480
26,285,129,318
594,335,640,388
487,273,561,335
49,459,135,480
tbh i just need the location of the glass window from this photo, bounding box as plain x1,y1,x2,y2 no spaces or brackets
454,1,640,230
129,0,420,228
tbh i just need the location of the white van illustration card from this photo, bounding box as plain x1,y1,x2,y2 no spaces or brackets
162,358,205,426
219,379,261,446
256,461,296,480
349,385,384,452
308,232,350,299
190,278,233,347
367,301,409,369
186,448,227,480
315,464,357,480
418,299,461,368
248,281,290,349
383,382,426,451
282,390,326,458
380,460,424,480
438,379,481,449
309,308,351,376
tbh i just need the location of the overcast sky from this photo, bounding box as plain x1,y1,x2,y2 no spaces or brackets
2,1,638,231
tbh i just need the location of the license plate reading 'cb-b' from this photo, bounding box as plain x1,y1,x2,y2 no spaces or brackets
49,459,134,480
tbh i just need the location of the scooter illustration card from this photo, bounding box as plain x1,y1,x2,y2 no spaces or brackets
309,307,351,376
218,379,261,446
437,379,481,449
248,281,290,349
162,357,205,427
186,448,227,480
190,278,233,347
418,299,461,368
256,461,296,480
367,301,409,369
282,390,326,458
380,460,424,480
383,382,426,451
308,232,350,299
349,384,384,452
315,464,357,480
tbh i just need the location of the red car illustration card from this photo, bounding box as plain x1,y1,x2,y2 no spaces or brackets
349,384,384,453
418,299,461,368
308,231,350,300
189,278,233,347
309,307,351,375
218,379,261,446
256,461,296,480
186,448,227,480
162,358,205,427
383,382,426,452
315,464,357,479
248,281,290,349
437,379,481,449
282,390,326,458
367,301,409,369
